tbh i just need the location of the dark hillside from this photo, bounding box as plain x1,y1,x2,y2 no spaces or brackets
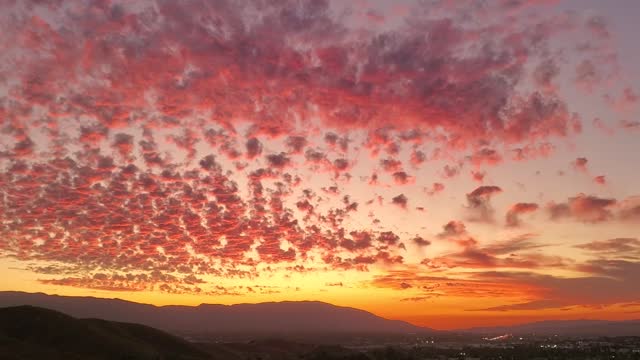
0,306,210,360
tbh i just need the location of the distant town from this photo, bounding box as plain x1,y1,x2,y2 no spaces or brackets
184,332,640,360
343,335,640,360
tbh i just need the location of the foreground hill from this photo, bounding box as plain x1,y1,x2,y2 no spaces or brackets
0,306,371,360
464,319,640,337
0,306,211,360
0,291,430,336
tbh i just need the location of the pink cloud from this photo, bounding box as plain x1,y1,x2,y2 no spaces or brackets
572,157,589,172
426,182,445,196
547,194,616,223
506,203,540,227
469,148,502,166
466,186,503,223
576,238,640,255
392,171,415,185
391,194,408,209
471,171,486,183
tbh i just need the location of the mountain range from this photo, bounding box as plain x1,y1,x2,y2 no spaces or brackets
1,291,639,337
463,319,640,337
0,291,429,336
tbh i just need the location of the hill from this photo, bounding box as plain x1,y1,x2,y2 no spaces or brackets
0,306,396,360
0,291,430,336
0,305,212,360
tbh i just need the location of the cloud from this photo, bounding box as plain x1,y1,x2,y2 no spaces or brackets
471,260,640,311
324,132,349,152
285,136,308,154
0,0,624,293
245,137,263,159
2,0,594,155
426,182,445,196
585,15,611,39
592,117,614,135
471,171,486,183
438,220,468,239
576,238,640,258
380,158,403,173
0,153,411,289
433,234,560,270
505,203,539,227
112,133,135,158
304,148,328,164
370,270,543,299
482,234,546,255
391,194,408,209
79,124,109,144
620,120,640,130
412,236,431,247
465,186,503,223
332,158,350,173
473,299,566,312
410,149,426,167
511,142,555,161
575,60,601,92
36,272,226,295
391,171,414,185
547,194,616,223
572,157,588,172
605,87,639,112
468,148,502,166
618,196,640,222
532,58,560,91
442,164,461,179
431,223,554,271
265,152,292,169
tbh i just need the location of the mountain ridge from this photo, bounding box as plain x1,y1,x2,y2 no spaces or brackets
462,318,640,336
0,291,431,335
2,291,639,336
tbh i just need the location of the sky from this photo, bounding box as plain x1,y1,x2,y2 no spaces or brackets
0,0,639,330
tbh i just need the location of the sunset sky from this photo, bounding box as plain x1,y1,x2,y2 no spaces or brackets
0,0,639,330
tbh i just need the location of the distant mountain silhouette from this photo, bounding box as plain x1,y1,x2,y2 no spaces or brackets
0,305,211,359
464,319,640,337
0,291,431,336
